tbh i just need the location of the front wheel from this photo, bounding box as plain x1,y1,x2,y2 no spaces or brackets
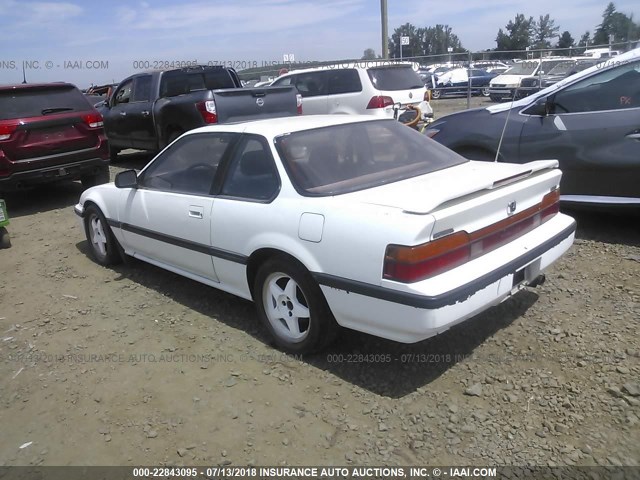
81,165,110,189
431,89,442,100
254,257,338,354
481,87,490,97
83,205,122,266
489,94,502,102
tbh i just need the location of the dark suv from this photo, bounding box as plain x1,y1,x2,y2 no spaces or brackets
0,83,110,191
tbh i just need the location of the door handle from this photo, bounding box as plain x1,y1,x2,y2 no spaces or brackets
188,206,204,219
119,111,127,116
141,110,150,116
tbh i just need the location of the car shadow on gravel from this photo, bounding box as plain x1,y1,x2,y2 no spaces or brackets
3,181,85,218
567,208,640,247
77,240,540,398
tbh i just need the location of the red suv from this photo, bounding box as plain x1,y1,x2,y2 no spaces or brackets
0,83,110,191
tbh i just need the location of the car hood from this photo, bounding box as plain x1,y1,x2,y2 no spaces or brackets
344,159,558,214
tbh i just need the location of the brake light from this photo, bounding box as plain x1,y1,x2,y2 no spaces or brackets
197,100,218,124
366,95,394,109
296,94,303,115
82,112,104,128
383,189,561,283
0,123,18,141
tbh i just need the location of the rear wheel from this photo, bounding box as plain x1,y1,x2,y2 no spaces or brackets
0,227,10,249
83,204,122,266
431,89,442,100
481,87,490,97
489,94,502,102
254,257,338,354
81,165,110,188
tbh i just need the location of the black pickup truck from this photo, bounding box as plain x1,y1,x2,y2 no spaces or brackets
100,65,301,160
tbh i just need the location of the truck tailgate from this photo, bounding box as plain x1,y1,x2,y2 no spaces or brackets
213,86,299,123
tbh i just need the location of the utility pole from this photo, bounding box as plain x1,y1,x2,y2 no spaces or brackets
381,0,388,59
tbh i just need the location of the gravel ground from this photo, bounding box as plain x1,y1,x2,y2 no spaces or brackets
0,99,639,467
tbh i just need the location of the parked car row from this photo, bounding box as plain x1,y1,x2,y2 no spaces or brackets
427,48,640,209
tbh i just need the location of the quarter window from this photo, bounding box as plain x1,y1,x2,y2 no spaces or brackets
221,137,279,200
139,133,237,195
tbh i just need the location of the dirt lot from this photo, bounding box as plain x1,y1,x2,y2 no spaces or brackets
1,98,639,467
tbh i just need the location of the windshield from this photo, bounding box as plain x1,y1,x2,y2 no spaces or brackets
0,86,91,120
547,61,576,75
275,120,466,196
367,66,424,90
504,61,538,75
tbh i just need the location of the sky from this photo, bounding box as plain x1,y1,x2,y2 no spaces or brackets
0,0,638,87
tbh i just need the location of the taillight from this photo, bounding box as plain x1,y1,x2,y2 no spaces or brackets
366,95,394,109
296,94,303,114
197,100,218,124
0,123,18,141
383,189,561,283
82,112,104,128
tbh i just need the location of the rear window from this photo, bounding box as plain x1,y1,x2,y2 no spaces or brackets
160,69,236,97
275,119,466,196
0,86,91,120
367,66,424,91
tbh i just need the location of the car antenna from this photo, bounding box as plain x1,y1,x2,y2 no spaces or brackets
493,85,520,162
21,61,27,84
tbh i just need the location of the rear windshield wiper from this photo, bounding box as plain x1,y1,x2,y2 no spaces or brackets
41,107,74,115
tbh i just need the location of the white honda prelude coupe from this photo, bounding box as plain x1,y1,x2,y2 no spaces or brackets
75,115,576,353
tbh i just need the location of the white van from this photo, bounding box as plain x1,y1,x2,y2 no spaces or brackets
271,63,432,120
488,58,574,101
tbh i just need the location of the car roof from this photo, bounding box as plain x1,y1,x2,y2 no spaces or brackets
280,62,417,76
0,82,76,92
186,114,384,138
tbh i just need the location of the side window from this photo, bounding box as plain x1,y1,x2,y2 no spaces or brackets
140,133,237,195
272,76,292,86
132,76,152,102
552,60,640,113
114,80,133,105
327,69,362,94
294,72,328,97
221,137,279,200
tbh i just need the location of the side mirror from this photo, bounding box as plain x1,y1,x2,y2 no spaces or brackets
115,169,138,189
525,97,552,116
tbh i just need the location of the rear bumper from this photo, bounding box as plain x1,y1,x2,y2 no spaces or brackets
0,156,109,191
316,213,576,343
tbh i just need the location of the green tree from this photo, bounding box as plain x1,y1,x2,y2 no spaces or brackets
557,31,575,49
495,14,534,52
419,24,465,56
388,23,421,59
361,48,377,60
533,14,560,49
593,2,639,44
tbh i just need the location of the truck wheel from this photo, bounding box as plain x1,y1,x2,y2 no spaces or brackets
489,95,502,102
167,130,183,146
254,256,339,354
109,146,120,163
81,166,110,189
0,227,10,249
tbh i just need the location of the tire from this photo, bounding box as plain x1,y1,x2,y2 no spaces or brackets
456,147,497,162
481,87,490,97
81,165,110,189
166,130,183,147
489,94,502,102
253,256,339,354
83,204,122,266
0,227,10,249
109,146,120,163
431,89,442,100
